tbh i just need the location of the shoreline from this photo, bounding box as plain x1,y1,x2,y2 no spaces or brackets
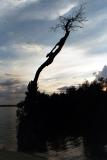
0,105,16,107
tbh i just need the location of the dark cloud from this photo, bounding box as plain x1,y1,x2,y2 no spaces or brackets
0,77,26,104
0,0,77,46
0,0,107,47
0,79,20,87
17,0,77,20
1,0,107,49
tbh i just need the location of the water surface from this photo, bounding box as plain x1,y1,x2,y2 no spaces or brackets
0,107,16,151
0,106,107,160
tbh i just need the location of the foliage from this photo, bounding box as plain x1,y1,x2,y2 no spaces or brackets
17,79,107,151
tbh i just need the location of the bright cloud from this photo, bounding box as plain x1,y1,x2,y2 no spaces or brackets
38,46,107,93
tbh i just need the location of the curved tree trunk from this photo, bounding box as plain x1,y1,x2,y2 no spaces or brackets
34,30,70,90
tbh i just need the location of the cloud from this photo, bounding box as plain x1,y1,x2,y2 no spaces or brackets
0,43,44,61
0,79,20,87
0,0,78,46
0,0,77,46
0,0,107,104
0,0,107,48
0,0,38,18
0,77,26,104
15,43,44,55
96,65,107,80
66,1,107,52
18,0,76,21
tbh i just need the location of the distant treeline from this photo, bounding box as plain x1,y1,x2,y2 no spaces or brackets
0,105,16,107
17,78,107,152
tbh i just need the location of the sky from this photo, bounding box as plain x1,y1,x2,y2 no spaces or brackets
0,0,107,104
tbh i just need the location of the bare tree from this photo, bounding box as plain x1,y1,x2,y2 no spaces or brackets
17,4,86,113
33,4,86,90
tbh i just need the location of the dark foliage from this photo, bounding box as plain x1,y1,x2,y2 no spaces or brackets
17,79,107,152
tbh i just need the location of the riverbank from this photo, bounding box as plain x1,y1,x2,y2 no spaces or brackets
0,151,47,160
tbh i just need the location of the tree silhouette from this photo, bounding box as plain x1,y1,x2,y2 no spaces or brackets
34,4,86,90
17,4,86,151
18,4,86,114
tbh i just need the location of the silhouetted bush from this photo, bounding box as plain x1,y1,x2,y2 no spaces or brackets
17,79,107,152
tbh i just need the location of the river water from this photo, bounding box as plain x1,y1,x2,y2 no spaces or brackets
0,107,17,151
0,106,107,160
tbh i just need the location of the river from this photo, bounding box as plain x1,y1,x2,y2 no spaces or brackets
0,107,17,151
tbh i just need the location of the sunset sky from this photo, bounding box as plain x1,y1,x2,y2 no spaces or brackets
0,0,107,104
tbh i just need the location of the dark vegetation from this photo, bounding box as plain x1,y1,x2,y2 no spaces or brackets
0,105,16,107
16,4,107,155
17,78,107,152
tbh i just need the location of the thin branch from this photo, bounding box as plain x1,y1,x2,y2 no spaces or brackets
51,3,87,32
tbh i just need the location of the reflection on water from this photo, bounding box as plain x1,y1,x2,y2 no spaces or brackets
31,134,107,160
47,137,85,160
0,107,107,160
45,135,107,160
